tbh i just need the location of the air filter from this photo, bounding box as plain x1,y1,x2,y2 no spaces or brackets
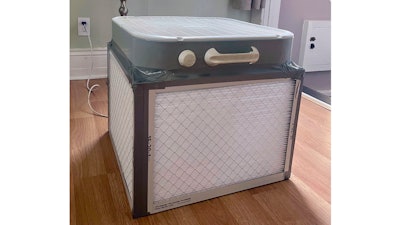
108,16,304,218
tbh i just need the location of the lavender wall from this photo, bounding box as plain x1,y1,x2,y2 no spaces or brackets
278,0,331,64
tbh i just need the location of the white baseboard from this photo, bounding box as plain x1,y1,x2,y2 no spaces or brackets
302,92,331,111
70,48,107,80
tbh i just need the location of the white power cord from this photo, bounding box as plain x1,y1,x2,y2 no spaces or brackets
83,23,108,118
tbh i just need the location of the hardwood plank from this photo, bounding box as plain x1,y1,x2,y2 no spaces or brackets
137,202,202,225
144,210,182,225
70,79,108,120
296,98,331,159
99,133,121,174
252,180,325,225
190,198,240,225
292,142,331,203
288,175,331,224
220,190,280,225
107,173,132,217
70,168,77,225
70,117,107,179
70,80,92,119
74,175,122,225
293,98,331,203
167,206,202,225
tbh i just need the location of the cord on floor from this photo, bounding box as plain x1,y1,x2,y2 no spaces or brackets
84,23,108,118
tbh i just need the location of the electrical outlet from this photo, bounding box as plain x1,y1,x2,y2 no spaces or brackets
78,17,90,36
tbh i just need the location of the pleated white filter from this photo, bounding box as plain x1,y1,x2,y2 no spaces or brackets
152,79,295,203
109,52,134,202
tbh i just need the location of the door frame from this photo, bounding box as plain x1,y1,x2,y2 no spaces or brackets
250,0,281,27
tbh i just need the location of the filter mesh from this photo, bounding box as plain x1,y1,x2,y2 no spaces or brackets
109,51,134,202
152,80,295,202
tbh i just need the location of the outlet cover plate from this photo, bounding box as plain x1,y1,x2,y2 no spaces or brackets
78,17,90,36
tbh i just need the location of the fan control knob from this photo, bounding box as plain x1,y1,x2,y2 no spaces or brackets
178,50,196,67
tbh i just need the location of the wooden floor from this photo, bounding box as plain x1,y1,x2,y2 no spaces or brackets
70,79,331,225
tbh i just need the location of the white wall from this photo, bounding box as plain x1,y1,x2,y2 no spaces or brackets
70,0,120,48
278,0,331,64
70,0,252,49
127,0,251,22
70,0,253,79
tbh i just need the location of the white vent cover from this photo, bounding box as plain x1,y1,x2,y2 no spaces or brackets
112,16,293,42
